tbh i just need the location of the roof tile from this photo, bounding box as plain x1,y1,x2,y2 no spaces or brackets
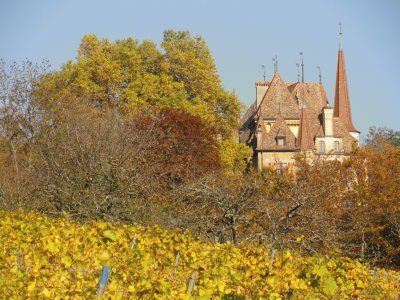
259,73,300,120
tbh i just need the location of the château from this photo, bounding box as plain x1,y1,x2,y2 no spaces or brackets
239,34,359,172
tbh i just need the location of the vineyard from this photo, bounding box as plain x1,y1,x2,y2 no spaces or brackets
0,210,399,299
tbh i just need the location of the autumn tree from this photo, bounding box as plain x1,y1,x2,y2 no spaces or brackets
132,108,221,189
0,59,49,206
37,31,242,138
177,172,264,245
219,137,252,177
344,142,400,267
365,126,400,149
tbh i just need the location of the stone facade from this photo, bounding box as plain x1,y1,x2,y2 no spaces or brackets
239,45,359,171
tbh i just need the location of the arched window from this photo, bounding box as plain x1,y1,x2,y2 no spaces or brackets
319,141,325,154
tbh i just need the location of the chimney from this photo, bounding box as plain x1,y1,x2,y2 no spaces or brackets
256,82,268,109
323,104,334,137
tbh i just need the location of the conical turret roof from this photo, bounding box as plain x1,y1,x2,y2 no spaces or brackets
333,49,359,132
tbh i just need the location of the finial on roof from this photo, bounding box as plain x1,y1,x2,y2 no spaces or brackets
261,65,266,81
296,63,300,83
272,55,278,73
317,66,322,84
299,52,304,83
339,21,343,51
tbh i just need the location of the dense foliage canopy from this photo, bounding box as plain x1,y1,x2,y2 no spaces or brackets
37,31,242,139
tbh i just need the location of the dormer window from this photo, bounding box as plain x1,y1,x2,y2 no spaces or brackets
276,136,286,146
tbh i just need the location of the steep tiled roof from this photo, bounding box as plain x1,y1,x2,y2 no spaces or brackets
238,125,253,144
239,102,258,144
259,73,300,120
334,50,359,132
297,106,315,150
255,116,268,150
290,83,325,141
318,84,329,108
287,82,298,94
290,83,328,113
260,114,297,151
240,102,257,126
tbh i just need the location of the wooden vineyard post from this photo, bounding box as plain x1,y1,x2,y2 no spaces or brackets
17,251,22,268
371,267,377,283
173,251,180,276
187,271,197,294
269,248,276,272
96,266,111,298
131,234,137,249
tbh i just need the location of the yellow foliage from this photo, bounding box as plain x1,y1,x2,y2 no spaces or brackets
0,210,399,298
220,139,252,176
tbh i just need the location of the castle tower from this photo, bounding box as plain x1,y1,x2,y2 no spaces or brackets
333,26,360,140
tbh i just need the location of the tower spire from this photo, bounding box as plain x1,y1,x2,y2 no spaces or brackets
333,27,359,133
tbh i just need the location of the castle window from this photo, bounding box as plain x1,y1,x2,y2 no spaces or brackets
319,141,325,154
276,136,286,146
334,141,340,153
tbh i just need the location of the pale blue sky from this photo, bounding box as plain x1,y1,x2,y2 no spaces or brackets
1,0,399,137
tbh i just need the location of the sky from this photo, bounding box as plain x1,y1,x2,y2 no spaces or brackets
1,0,399,138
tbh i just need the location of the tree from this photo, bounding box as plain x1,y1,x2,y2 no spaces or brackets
365,126,400,149
220,139,252,176
133,108,221,188
37,31,242,139
0,59,49,201
161,30,242,137
344,144,400,266
178,173,263,245
5,99,171,223
161,30,220,102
